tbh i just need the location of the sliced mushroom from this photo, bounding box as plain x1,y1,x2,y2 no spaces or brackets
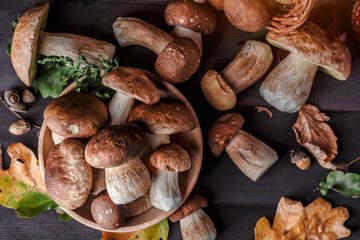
112,17,200,83
208,113,278,182
201,40,273,110
260,21,352,113
11,2,115,86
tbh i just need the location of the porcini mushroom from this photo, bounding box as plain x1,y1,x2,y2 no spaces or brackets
11,2,115,86
169,195,217,240
85,124,150,204
201,40,273,111
44,92,108,138
164,0,216,55
129,102,196,211
260,21,351,113
208,113,278,182
112,17,200,83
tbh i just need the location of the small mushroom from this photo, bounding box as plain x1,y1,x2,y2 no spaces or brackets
208,113,278,182
112,17,200,83
91,190,126,230
85,124,150,205
260,21,351,113
44,92,108,138
201,40,273,110
10,2,115,86
45,139,92,209
169,195,216,240
164,0,216,55
4,89,26,113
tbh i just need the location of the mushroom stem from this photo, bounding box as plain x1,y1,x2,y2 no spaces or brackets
260,52,318,113
106,157,151,204
107,92,134,126
147,134,171,152
171,26,202,55
113,17,174,55
180,209,217,240
149,170,182,211
38,31,115,67
225,130,278,182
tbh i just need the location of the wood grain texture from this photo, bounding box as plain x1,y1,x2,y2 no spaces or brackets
0,0,359,239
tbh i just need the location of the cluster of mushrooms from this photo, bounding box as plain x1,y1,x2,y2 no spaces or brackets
9,0,353,239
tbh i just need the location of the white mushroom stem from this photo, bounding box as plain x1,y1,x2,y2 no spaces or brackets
180,209,217,240
38,31,115,67
147,134,171,151
107,92,134,126
113,17,174,55
106,157,151,204
225,130,278,182
149,170,182,211
51,131,66,145
260,52,318,113
171,26,202,55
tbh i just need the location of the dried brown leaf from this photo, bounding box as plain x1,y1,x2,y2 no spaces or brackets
254,106,273,118
255,197,351,240
292,104,338,167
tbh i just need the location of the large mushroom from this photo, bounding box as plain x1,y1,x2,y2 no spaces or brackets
260,21,351,113
112,17,200,83
208,113,278,182
129,102,196,211
169,195,217,240
11,2,115,86
164,0,216,55
201,40,273,111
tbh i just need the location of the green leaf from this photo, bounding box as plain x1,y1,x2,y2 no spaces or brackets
318,171,360,197
55,206,73,221
6,39,12,56
252,28,270,39
6,17,19,56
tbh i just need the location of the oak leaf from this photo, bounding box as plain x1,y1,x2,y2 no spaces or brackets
102,218,169,240
255,197,351,240
292,104,338,168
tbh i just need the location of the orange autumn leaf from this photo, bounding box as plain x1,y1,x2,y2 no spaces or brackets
255,197,351,240
292,104,338,168
0,143,47,194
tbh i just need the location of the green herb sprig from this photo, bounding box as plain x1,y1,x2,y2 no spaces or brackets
318,171,360,198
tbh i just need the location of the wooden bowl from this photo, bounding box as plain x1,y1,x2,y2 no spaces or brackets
38,69,203,232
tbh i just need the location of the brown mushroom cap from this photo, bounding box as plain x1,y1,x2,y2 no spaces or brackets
155,37,200,83
124,193,152,217
44,92,108,138
128,102,196,134
165,0,216,34
45,139,92,209
91,190,126,230
11,2,49,86
85,124,147,169
208,112,244,157
102,67,160,104
169,194,208,222
266,21,351,80
149,143,191,172
223,0,271,32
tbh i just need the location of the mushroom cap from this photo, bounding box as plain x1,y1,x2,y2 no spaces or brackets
85,124,147,169
44,92,108,138
208,112,244,157
45,139,92,209
91,190,126,230
266,21,351,80
169,194,208,222
102,67,160,104
155,37,200,83
11,2,49,86
124,193,152,217
128,102,196,134
165,0,216,34
149,143,191,172
201,69,237,111
223,0,271,32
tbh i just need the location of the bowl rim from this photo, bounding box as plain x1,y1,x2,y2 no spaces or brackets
38,69,203,232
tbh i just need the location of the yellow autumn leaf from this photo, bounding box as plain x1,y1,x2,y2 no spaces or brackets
255,197,351,240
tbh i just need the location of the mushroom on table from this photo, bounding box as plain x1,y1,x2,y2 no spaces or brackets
208,113,278,182
260,21,351,113
112,17,200,83
11,2,115,86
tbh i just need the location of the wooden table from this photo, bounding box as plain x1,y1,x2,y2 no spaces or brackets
1,0,359,239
